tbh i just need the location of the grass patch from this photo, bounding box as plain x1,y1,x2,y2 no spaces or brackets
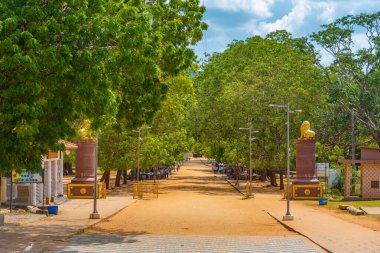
301,199,380,210
326,200,380,209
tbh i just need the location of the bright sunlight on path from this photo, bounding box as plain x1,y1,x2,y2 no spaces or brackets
60,159,324,252
85,158,291,236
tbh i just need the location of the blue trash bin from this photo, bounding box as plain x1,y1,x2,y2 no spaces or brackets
47,205,58,215
318,197,327,205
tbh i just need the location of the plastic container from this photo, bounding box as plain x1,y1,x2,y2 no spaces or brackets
318,197,328,205
47,205,58,215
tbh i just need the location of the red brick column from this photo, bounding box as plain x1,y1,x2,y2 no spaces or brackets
71,140,96,183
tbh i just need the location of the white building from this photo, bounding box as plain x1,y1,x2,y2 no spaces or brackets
0,141,77,206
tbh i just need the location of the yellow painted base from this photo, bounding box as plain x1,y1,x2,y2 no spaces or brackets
67,183,106,199
292,184,323,200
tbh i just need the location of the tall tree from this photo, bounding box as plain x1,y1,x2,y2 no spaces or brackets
311,11,380,146
190,31,328,184
0,0,206,173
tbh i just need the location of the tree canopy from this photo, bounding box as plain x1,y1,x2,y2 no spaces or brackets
312,11,380,146
98,73,195,178
189,31,328,172
0,0,206,172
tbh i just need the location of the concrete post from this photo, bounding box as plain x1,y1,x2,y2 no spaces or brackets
58,151,64,196
52,160,58,201
38,182,43,205
40,160,45,206
31,183,37,206
46,161,51,205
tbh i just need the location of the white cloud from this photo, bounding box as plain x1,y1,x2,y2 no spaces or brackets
242,0,311,35
314,2,336,23
205,0,275,18
194,0,380,61
239,0,340,36
260,0,310,33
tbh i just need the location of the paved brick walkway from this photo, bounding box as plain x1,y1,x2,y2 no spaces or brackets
59,235,323,253
259,195,380,253
0,195,136,252
226,179,380,253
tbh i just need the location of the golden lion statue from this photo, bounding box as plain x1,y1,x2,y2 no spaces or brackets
300,121,315,139
78,119,93,140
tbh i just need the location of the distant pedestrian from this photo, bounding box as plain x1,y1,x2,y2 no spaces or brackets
218,164,224,174
213,163,218,174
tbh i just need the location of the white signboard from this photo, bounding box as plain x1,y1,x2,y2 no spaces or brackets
316,163,329,177
12,169,43,183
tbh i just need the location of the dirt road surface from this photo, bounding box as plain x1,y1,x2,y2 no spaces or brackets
86,159,293,236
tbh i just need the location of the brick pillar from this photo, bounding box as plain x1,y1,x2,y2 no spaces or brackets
344,163,351,197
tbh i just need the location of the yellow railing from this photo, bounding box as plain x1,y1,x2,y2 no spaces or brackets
132,182,159,199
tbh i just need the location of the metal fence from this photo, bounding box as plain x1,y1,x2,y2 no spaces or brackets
132,182,159,199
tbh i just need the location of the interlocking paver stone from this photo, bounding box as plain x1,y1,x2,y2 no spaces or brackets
58,235,323,253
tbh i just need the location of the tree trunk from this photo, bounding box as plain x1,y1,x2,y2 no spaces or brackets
131,168,136,181
234,165,240,186
154,168,158,181
115,169,122,187
64,163,74,175
279,170,284,190
260,169,267,182
269,170,277,186
100,171,110,189
122,170,128,185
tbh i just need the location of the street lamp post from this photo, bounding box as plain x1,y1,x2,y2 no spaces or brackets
90,132,100,219
269,103,301,221
239,127,258,196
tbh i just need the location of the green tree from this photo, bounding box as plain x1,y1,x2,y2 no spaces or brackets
311,11,380,146
140,74,195,170
98,73,195,183
98,124,136,188
190,31,328,186
0,0,206,173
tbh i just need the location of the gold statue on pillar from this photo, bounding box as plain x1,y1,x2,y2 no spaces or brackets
78,119,94,140
300,121,315,139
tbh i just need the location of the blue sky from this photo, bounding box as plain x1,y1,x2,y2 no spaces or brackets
193,0,380,64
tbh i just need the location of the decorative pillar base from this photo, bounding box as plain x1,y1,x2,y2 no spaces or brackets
292,178,320,185
67,183,106,199
292,184,323,199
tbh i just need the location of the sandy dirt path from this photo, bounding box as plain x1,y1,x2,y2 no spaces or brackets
86,159,293,236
